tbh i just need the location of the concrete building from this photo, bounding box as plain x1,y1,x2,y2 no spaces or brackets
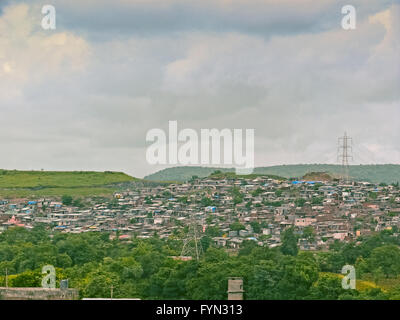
227,277,244,300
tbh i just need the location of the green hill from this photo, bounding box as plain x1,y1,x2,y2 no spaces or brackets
208,171,287,181
144,164,400,184
0,170,137,199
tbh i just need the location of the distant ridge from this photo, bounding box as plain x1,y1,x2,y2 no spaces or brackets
144,164,400,184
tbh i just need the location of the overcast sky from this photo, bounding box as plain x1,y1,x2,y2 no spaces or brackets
0,0,399,178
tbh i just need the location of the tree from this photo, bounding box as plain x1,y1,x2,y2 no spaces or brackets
82,270,119,298
280,227,298,256
61,195,73,206
103,257,143,281
56,238,97,266
132,242,165,278
200,197,213,207
186,255,244,300
311,197,324,205
302,226,315,242
279,253,319,299
367,245,400,278
72,198,84,208
309,273,347,300
56,253,73,268
275,189,283,197
162,191,172,198
245,201,252,209
205,226,221,237
250,221,261,234
229,222,245,232
230,187,244,205
10,270,42,287
295,198,306,207
251,188,263,197
200,236,212,252
238,240,258,257
178,196,188,204
368,192,378,200
388,285,400,300
247,260,283,299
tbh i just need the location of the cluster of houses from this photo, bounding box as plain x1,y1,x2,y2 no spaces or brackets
1,174,400,252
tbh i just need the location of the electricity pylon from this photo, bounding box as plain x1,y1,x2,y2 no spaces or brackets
337,132,353,182
180,214,203,260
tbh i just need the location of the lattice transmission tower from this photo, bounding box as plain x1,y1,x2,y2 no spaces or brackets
337,132,353,182
180,214,203,261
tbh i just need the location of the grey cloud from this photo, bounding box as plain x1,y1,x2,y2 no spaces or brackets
6,0,395,39
0,1,399,177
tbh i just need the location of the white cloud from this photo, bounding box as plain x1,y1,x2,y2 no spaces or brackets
0,4,90,99
0,1,398,177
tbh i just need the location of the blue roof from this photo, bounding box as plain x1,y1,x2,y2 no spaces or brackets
291,181,304,184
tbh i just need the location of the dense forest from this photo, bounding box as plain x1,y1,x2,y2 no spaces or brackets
1,226,400,300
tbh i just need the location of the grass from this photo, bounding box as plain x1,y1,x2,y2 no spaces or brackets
372,276,400,291
322,272,381,292
0,170,137,199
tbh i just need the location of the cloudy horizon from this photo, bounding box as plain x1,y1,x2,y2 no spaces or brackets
0,0,399,178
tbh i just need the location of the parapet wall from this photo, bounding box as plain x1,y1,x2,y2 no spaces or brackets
0,287,79,300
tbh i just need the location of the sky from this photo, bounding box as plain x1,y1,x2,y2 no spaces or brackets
0,0,399,178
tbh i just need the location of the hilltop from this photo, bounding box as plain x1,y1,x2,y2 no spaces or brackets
144,164,400,184
0,170,137,199
302,171,334,182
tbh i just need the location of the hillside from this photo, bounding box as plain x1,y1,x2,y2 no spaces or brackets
302,172,334,182
144,164,400,184
208,171,286,181
0,170,137,199
144,167,234,182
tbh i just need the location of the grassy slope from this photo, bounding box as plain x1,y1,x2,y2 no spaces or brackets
0,170,137,199
144,164,400,184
